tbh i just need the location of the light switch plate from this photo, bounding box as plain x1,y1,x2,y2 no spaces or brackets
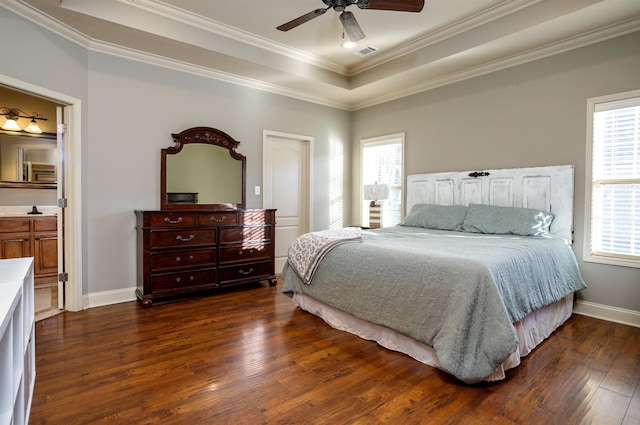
254,185,261,195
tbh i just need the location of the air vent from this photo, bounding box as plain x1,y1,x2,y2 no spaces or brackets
353,45,379,57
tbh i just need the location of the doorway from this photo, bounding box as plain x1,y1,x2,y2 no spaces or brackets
262,130,312,273
0,74,83,312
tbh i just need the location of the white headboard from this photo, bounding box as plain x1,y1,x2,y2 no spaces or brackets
406,165,575,243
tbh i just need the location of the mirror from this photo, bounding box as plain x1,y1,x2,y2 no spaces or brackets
0,131,57,189
161,127,246,210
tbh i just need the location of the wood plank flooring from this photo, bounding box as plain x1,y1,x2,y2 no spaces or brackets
30,279,640,424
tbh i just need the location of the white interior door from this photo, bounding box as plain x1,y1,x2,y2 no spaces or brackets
263,130,312,274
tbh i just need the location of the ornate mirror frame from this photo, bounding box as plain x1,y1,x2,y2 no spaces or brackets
161,126,246,210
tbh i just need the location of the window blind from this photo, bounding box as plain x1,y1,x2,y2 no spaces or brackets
591,99,640,261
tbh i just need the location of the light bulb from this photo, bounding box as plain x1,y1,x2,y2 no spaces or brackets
341,40,357,49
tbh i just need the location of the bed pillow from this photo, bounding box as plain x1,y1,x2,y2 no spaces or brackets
401,204,468,231
462,203,554,236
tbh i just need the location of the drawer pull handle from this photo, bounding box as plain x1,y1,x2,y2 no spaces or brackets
238,268,254,275
164,217,183,224
210,215,226,222
176,235,195,242
176,276,195,282
238,249,255,255
176,255,195,262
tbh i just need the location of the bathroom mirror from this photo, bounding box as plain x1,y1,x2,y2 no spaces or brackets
161,127,246,210
0,131,57,189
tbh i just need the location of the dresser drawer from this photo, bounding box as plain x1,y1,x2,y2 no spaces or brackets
33,216,57,232
218,260,272,284
150,248,216,271
151,268,216,291
0,218,30,233
150,228,215,249
198,212,237,226
240,210,274,224
148,213,197,227
219,244,271,264
219,225,272,244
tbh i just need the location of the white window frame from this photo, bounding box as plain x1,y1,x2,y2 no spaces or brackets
360,133,405,228
584,89,640,269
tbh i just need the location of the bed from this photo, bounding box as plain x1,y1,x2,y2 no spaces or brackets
281,165,586,383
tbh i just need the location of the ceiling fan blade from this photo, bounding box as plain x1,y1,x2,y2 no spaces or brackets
277,7,329,31
357,0,424,13
339,11,365,42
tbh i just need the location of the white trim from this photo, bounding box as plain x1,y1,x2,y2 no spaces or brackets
351,17,640,110
91,41,352,111
262,130,313,271
584,89,640,270
0,74,84,312
349,0,543,75
123,0,346,75
574,300,640,328
84,287,136,309
2,0,638,111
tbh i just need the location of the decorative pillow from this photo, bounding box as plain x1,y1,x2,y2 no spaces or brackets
462,203,554,236
401,204,468,231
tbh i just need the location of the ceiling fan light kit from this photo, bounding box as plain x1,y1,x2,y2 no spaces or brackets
277,0,424,45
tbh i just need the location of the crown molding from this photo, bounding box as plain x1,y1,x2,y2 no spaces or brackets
90,39,353,111
3,0,639,112
348,0,542,76
0,0,91,47
352,17,640,110
121,0,348,75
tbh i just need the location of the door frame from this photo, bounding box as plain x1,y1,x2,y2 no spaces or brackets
262,130,313,271
1,73,83,312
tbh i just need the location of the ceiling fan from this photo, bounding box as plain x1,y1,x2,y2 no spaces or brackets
276,0,425,43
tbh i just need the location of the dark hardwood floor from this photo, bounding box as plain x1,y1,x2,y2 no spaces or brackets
30,278,640,424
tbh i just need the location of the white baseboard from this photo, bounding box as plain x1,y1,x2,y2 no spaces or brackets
83,286,137,309
574,300,640,328
79,288,640,329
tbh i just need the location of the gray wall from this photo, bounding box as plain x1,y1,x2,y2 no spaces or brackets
85,52,351,293
1,6,638,313
352,31,640,313
1,8,351,295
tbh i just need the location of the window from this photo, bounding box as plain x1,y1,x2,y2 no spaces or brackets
361,133,404,227
585,90,640,268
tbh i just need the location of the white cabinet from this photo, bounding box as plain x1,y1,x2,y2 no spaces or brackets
0,258,35,425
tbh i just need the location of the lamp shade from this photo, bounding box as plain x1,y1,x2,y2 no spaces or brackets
363,183,389,201
1,118,21,131
24,119,43,134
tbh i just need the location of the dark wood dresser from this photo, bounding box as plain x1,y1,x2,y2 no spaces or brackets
135,208,276,306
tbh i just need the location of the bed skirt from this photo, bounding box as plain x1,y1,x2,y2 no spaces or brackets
290,292,574,382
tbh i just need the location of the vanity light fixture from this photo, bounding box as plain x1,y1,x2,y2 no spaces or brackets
0,107,48,133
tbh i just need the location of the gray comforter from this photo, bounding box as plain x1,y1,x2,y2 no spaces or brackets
281,226,586,383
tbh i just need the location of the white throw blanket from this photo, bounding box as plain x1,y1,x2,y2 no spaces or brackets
287,227,363,284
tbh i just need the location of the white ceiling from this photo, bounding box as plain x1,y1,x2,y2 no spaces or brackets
4,0,640,110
